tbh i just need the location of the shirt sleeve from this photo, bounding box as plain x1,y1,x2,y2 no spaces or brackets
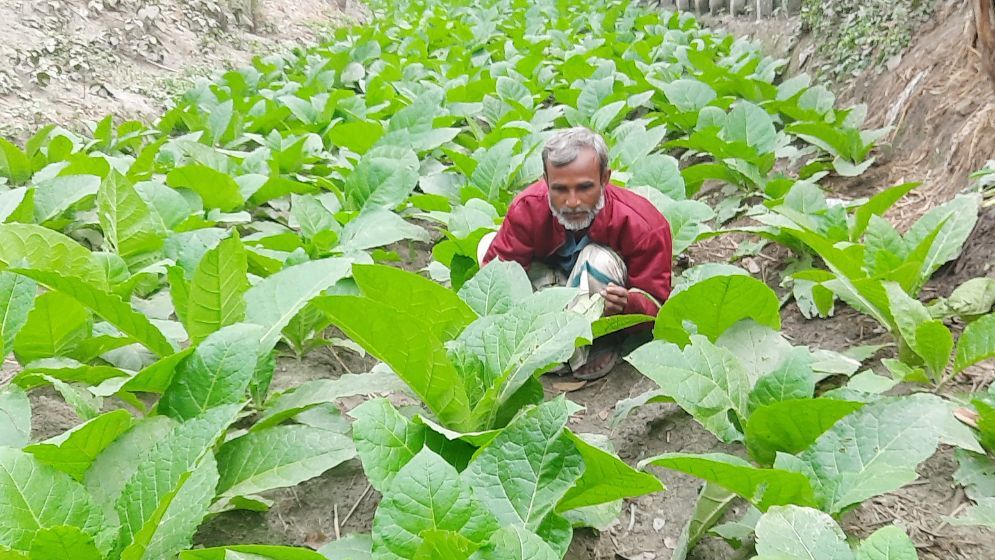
622,219,673,318
482,199,535,269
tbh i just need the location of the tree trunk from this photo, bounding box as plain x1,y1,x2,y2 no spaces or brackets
756,0,773,19
972,0,995,93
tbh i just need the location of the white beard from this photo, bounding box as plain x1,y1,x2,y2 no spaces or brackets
549,190,605,231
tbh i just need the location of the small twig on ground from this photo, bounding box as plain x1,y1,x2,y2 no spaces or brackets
145,59,179,73
341,483,373,526
937,501,969,533
333,503,340,540
627,503,637,533
328,346,354,375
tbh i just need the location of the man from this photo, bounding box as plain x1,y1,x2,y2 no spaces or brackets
478,127,673,380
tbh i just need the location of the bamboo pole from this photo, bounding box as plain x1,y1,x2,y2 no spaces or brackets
972,0,995,93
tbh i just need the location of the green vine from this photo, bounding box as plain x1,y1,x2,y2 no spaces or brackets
801,0,936,80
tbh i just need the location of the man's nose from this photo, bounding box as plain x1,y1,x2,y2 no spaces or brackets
566,192,580,208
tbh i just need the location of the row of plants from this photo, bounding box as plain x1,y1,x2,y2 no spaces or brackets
0,0,993,559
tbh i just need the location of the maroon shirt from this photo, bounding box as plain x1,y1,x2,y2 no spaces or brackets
483,180,673,316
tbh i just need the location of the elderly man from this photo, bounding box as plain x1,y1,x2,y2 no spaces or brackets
477,127,673,380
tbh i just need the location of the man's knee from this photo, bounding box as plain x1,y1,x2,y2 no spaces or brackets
576,244,627,286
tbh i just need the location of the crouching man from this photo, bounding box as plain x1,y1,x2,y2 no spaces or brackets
478,127,673,380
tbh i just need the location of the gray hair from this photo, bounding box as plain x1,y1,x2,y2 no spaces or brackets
542,127,610,177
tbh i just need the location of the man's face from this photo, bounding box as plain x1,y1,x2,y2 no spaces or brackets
545,147,609,231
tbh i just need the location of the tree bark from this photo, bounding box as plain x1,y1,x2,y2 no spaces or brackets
756,0,773,19
782,0,802,15
973,0,995,93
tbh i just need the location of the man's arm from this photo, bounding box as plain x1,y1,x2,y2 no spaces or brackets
482,199,536,268
622,221,673,316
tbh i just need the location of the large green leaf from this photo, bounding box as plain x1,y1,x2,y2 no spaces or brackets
98,172,165,269
0,272,34,360
25,409,133,481
904,193,980,286
338,208,430,253
344,145,420,211
353,264,476,340
10,268,174,357
28,525,103,560
14,358,127,391
851,182,919,240
642,453,815,511
557,431,663,511
745,348,817,412
672,483,737,560
121,452,219,560
929,277,995,320
724,100,777,154
114,404,241,557
319,296,471,430
0,139,33,185
32,175,101,225
633,188,714,256
653,275,780,346
350,398,426,493
626,337,750,443
0,224,105,287
754,505,853,560
215,425,355,503
627,154,686,199
457,260,532,316
119,347,195,394
470,139,518,200
468,525,559,560
954,313,995,373
455,294,591,428
660,79,717,113
243,257,352,351
13,291,91,363
84,416,176,526
372,449,498,560
158,324,263,421
745,399,864,466
0,385,29,449
775,394,954,514
463,398,582,531
0,448,107,553
185,234,249,343
318,533,373,560
856,525,919,560
255,368,405,430
166,164,244,212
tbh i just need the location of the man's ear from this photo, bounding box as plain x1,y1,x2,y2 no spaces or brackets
602,168,612,186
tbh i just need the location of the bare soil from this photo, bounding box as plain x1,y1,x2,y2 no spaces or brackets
0,0,365,141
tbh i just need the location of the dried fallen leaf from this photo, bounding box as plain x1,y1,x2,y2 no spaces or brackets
304,530,328,550
553,380,587,392
955,407,979,428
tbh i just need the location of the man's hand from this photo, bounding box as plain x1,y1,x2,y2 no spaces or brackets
601,283,628,316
